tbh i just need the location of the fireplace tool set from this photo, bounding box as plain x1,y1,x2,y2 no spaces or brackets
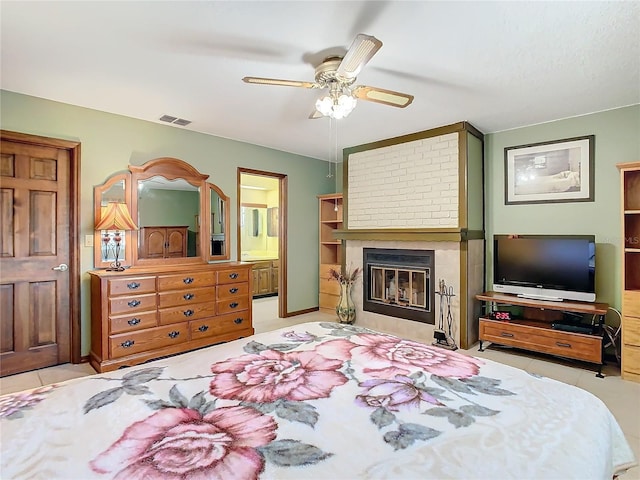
433,279,458,350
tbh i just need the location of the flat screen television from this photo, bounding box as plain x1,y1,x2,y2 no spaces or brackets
493,234,596,302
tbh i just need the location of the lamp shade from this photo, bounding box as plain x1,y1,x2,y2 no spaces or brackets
95,202,138,231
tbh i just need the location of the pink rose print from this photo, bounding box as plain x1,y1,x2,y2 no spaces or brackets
348,334,482,378
210,349,348,403
281,331,317,342
356,375,442,411
90,405,276,480
0,385,55,418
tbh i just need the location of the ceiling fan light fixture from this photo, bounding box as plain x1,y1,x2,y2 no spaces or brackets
315,88,357,119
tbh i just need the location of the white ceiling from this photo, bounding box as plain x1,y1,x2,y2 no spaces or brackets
1,1,638,162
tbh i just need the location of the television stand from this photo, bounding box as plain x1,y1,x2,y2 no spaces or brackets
476,292,608,377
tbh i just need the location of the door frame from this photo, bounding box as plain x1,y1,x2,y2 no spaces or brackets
1,130,81,364
237,168,288,318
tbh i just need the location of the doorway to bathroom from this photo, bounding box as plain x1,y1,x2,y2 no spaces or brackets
238,168,287,319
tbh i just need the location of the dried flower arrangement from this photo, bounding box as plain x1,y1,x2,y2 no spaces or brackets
328,265,361,285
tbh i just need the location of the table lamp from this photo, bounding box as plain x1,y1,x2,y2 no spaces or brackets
94,202,138,271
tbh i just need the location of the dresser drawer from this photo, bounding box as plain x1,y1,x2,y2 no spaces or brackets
480,319,601,363
217,282,249,300
110,323,188,359
217,296,250,315
158,302,216,325
217,268,249,285
158,287,216,308
623,290,640,318
157,272,215,291
108,276,156,296
622,315,640,346
190,311,251,340
109,293,157,315
109,311,158,334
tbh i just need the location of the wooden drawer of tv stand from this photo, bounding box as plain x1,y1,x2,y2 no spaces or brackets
479,318,602,364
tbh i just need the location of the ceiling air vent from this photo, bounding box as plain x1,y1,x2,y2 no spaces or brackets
159,115,192,126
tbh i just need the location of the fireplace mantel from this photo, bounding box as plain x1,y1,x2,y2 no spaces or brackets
333,228,484,242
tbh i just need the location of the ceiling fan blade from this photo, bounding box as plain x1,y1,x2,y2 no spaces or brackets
335,34,383,81
352,85,414,108
242,77,317,89
309,109,324,120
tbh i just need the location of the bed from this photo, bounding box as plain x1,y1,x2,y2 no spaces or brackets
1,321,636,479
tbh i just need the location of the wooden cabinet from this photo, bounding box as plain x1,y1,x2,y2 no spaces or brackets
249,260,278,297
89,263,252,372
139,226,188,259
318,194,343,314
618,161,640,382
477,292,607,375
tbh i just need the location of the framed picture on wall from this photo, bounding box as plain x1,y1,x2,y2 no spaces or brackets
504,135,595,205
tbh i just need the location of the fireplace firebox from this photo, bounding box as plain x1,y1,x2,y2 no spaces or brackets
363,248,435,324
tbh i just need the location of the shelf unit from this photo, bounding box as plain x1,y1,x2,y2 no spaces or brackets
476,292,608,376
618,161,640,382
318,193,343,314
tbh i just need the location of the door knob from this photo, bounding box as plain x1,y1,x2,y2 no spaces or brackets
52,263,68,272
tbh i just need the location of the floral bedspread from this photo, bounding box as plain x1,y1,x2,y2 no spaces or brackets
1,322,635,479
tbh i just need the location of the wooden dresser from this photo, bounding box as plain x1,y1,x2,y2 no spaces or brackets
89,263,252,372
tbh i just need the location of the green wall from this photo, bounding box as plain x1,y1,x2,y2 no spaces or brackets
485,105,640,310
0,90,337,355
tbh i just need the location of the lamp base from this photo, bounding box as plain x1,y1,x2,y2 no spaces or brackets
105,266,126,272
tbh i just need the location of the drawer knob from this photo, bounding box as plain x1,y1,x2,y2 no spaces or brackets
127,300,141,308
229,288,238,294
128,318,141,326
198,325,209,332
234,318,243,325
183,309,194,317
500,332,514,338
183,277,194,284
229,302,239,309
127,282,140,290
229,273,239,279
556,342,572,348
168,331,180,339
183,293,195,300
121,340,135,348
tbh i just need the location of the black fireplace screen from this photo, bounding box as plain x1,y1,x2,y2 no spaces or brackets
363,248,435,324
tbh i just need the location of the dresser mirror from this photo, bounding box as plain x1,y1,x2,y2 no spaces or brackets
94,157,231,268
136,175,200,260
93,172,133,269
208,183,230,261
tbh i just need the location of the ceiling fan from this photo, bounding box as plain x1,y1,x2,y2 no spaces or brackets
242,34,414,119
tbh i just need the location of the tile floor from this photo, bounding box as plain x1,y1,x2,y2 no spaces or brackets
1,296,638,478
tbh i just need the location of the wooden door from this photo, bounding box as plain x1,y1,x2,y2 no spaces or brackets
141,227,166,258
0,131,80,376
166,227,187,257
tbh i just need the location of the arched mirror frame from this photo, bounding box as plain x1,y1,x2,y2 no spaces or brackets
207,182,231,261
93,157,232,268
130,157,209,267
93,171,133,269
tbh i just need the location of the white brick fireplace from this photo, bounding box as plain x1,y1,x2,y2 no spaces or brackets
336,122,485,349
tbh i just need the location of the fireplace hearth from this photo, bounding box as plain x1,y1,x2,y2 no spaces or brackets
363,248,435,324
